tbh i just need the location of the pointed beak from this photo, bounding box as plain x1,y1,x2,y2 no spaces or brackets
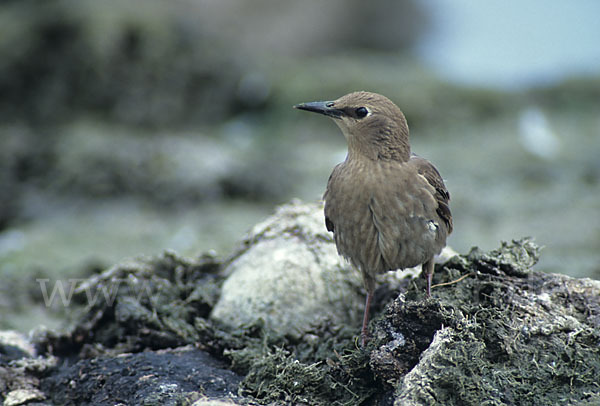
293,100,343,119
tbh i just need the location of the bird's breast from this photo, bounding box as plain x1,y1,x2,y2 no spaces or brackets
324,159,446,275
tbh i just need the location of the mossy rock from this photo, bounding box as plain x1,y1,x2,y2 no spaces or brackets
1,202,599,405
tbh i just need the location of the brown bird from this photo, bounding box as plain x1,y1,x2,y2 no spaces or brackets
294,91,453,346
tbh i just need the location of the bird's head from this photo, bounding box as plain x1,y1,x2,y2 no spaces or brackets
294,91,411,161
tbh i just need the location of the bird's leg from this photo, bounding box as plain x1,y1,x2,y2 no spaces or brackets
361,289,373,347
423,260,435,297
426,272,433,297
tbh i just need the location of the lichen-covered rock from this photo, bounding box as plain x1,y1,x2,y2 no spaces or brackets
230,238,600,406
369,239,600,406
0,331,56,406
3,204,599,405
32,250,225,357
211,200,364,339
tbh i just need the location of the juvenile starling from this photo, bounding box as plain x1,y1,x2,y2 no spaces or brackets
294,91,453,346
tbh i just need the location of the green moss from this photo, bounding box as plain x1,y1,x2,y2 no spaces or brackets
231,340,378,406
33,239,600,405
372,238,600,405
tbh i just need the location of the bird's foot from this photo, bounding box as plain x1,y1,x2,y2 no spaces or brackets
360,329,370,348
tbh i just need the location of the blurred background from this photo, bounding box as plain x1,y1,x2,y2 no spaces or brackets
1,0,599,332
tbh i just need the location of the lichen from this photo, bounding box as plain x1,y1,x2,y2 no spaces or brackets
31,238,600,406
371,238,600,406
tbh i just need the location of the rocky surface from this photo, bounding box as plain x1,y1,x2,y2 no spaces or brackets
1,201,599,405
211,200,363,339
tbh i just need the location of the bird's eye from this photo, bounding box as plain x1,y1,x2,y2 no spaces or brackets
355,107,368,118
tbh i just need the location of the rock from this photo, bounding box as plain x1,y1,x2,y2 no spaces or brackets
2,201,599,405
369,239,600,405
192,400,243,406
210,200,364,339
0,331,35,360
0,333,56,406
40,346,242,406
232,237,600,405
3,388,45,406
31,250,225,357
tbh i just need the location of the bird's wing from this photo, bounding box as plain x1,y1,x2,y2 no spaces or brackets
409,154,453,234
323,163,343,233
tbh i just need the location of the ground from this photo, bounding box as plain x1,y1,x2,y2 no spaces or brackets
1,205,598,405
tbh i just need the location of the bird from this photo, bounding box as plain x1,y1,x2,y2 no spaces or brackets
294,91,453,347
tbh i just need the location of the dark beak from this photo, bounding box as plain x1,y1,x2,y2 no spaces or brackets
293,101,343,119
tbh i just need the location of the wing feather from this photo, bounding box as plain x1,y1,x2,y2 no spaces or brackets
409,154,453,234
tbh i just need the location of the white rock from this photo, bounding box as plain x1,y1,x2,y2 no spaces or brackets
211,200,362,338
